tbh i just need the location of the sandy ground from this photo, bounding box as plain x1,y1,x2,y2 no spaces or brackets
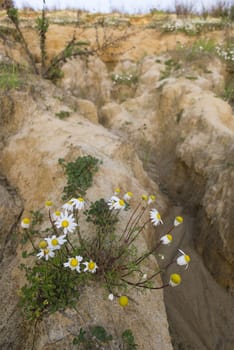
159,206,234,350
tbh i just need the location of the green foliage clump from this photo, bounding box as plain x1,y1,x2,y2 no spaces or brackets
55,110,70,119
58,155,101,199
159,58,181,80
73,326,138,349
6,7,19,25
73,326,113,349
19,257,85,319
0,63,21,90
122,329,138,349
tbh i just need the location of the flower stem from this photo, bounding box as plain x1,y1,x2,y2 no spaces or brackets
121,278,169,289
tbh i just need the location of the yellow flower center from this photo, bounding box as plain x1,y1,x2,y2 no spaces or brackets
39,240,48,249
119,199,125,206
78,197,84,202
150,195,156,201
55,211,61,216
22,218,30,224
51,238,58,246
44,249,49,255
70,258,78,267
62,220,69,228
185,255,190,263
45,201,53,207
88,261,96,270
119,295,129,307
156,213,161,220
127,192,133,197
167,234,172,241
170,273,181,285
115,188,120,194
142,195,148,201
176,216,183,224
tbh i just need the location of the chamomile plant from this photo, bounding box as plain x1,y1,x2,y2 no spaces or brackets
19,191,190,320
18,157,190,320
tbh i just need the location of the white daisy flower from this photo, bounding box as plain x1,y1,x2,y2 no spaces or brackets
174,216,184,226
108,196,125,210
113,198,126,210
83,260,98,273
52,210,61,221
21,218,30,229
150,209,163,226
45,234,67,250
62,201,74,211
64,256,83,272
176,249,190,269
123,192,133,201
107,195,119,209
37,247,55,261
71,197,86,210
55,211,77,234
108,293,114,301
169,273,182,287
148,195,156,204
160,234,172,245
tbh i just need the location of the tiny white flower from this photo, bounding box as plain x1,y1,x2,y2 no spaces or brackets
160,234,172,245
142,273,147,280
64,256,83,272
158,253,165,260
150,208,163,226
55,211,77,234
108,293,114,301
148,195,156,204
83,260,98,273
62,201,74,211
45,234,67,250
45,200,53,209
176,249,191,269
37,247,55,261
174,216,184,227
169,273,182,287
52,210,61,221
114,188,121,195
123,192,133,201
21,218,30,229
71,197,86,210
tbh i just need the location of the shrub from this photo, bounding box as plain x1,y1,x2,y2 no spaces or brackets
0,0,14,10
210,1,231,18
174,0,195,17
